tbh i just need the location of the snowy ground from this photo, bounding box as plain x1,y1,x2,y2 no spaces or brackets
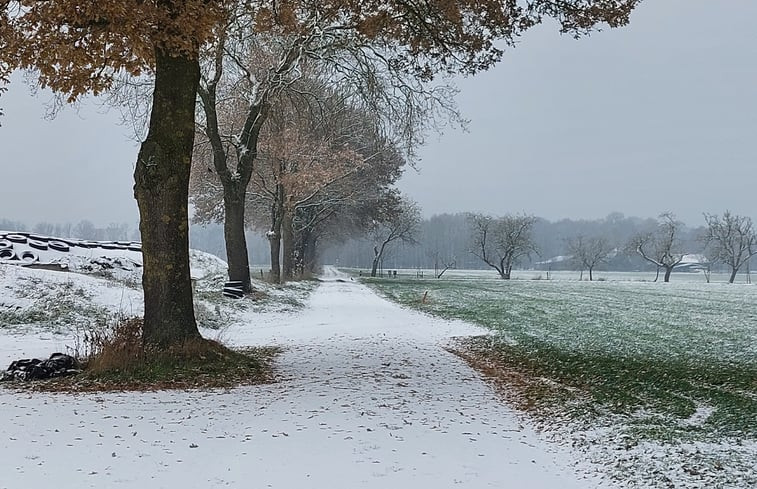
0,268,609,489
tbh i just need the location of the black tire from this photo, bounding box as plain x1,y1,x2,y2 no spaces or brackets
20,250,38,262
29,234,51,242
28,239,49,251
224,281,244,288
127,244,142,252
222,287,244,298
48,241,70,253
101,243,118,250
0,249,15,260
6,234,27,244
0,239,12,250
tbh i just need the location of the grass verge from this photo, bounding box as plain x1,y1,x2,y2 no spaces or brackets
5,318,281,393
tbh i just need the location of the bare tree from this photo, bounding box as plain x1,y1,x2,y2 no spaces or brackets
566,235,612,281
73,220,99,240
469,213,538,279
702,211,757,284
630,212,685,283
32,222,55,236
370,195,421,277
430,250,457,279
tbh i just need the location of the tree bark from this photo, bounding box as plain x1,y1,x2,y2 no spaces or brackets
589,267,594,281
134,48,201,348
729,267,738,284
223,189,252,292
267,184,284,284
268,233,281,283
663,266,672,283
300,229,318,275
371,241,388,277
281,208,295,281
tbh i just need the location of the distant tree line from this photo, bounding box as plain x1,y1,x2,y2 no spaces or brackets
321,211,756,283
0,218,138,242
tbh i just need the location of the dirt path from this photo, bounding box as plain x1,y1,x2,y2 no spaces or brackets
0,275,609,488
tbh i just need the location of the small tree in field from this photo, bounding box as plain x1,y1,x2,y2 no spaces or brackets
430,250,457,279
630,212,685,283
469,213,538,280
567,235,612,281
370,195,421,277
702,211,757,284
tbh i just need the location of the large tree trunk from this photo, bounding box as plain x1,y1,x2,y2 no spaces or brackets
134,49,201,348
663,266,673,283
223,188,252,292
281,208,295,281
729,267,738,284
268,233,281,283
589,267,594,281
295,227,316,276
302,233,318,274
267,186,284,284
267,207,281,285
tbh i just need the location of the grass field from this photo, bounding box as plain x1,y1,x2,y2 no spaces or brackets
362,271,757,487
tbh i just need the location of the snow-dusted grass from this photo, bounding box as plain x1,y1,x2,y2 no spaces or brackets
0,248,316,364
364,273,757,487
0,265,142,336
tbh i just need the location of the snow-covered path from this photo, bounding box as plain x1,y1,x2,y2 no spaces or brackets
0,276,606,488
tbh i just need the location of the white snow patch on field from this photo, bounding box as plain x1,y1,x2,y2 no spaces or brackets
680,404,715,428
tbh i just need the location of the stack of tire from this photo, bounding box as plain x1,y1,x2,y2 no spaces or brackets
0,231,143,269
0,233,14,261
0,232,39,262
0,232,72,263
223,281,244,299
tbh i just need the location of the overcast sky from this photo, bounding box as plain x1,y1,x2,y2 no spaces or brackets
0,0,755,228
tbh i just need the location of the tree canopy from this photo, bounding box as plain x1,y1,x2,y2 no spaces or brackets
1,0,640,99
